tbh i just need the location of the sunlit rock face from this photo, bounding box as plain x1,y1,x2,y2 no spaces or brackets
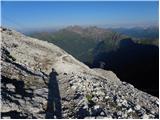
1,28,159,119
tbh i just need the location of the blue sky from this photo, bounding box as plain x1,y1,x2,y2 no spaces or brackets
1,1,159,32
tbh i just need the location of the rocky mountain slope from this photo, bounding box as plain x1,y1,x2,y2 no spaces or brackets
1,28,159,119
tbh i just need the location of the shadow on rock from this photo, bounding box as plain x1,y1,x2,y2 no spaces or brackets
1,76,33,98
45,68,62,119
93,38,159,97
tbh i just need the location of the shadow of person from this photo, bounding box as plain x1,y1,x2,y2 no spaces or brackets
45,68,62,119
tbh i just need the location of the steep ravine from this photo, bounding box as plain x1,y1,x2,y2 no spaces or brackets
1,28,159,119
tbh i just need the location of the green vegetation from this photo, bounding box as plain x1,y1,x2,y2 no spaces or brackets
86,94,92,101
135,39,159,46
86,94,95,107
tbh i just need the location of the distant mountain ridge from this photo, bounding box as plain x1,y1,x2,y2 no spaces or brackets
29,25,159,64
110,26,159,39
29,26,127,64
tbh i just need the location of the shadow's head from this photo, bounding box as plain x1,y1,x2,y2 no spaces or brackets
51,68,58,75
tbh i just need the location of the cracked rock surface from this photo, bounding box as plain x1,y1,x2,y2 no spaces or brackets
1,28,159,119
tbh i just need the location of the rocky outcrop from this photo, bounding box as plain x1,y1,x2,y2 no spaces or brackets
1,28,159,119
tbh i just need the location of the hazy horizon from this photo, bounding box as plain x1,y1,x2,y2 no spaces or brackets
1,1,159,33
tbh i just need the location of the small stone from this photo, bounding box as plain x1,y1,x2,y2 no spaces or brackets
6,84,15,89
122,107,126,111
148,114,155,118
117,111,122,116
155,100,159,105
63,113,68,118
92,97,98,102
18,99,25,105
6,84,15,92
150,111,155,114
25,89,33,94
122,81,127,85
100,111,105,116
134,105,141,111
128,84,134,88
117,101,122,107
15,94,22,98
71,85,77,90
34,88,48,95
142,114,149,119
122,100,128,107
122,112,128,118
94,105,100,110
96,91,105,96
83,104,88,109
33,96,46,104
138,108,146,117
24,97,31,101
127,108,132,113
105,96,109,99
116,99,120,103
99,96,103,101
30,86,37,89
